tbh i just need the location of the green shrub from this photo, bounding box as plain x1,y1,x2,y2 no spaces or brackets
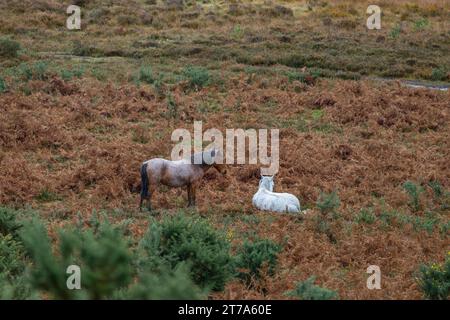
117,263,205,300
0,207,23,239
0,234,26,278
13,62,51,82
430,68,447,81
17,63,33,81
235,238,282,283
429,181,444,198
0,215,34,299
411,212,438,234
356,208,376,225
33,61,49,80
285,276,338,300
21,218,133,299
0,38,21,58
402,181,424,212
316,191,340,215
417,253,450,300
182,66,210,90
0,77,7,93
138,66,155,84
59,66,84,81
139,213,233,291
0,272,36,300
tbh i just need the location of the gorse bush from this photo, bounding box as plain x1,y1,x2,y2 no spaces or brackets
316,191,340,215
139,213,234,291
138,66,156,84
430,68,447,82
0,208,34,300
417,252,450,300
428,180,450,210
117,263,205,300
0,38,21,58
235,238,282,283
356,208,376,225
60,67,84,81
0,77,7,93
0,207,296,299
0,272,35,300
403,181,424,212
285,276,338,300
0,207,23,239
21,218,133,299
0,234,26,278
33,61,49,81
182,65,210,90
12,62,52,82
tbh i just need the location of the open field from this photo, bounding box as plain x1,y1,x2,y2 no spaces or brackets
0,0,449,300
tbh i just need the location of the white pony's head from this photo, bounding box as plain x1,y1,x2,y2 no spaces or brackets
259,175,275,192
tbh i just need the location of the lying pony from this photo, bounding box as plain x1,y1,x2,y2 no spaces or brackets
252,176,301,213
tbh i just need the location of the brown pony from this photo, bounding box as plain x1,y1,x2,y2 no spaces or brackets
139,149,227,211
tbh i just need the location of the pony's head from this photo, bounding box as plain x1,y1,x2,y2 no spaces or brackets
213,163,227,175
259,175,274,191
204,148,227,175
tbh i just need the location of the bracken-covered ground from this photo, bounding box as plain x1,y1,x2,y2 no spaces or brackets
0,0,449,299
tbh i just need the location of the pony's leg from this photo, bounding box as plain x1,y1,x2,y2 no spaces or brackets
191,183,197,206
146,182,153,211
187,184,193,207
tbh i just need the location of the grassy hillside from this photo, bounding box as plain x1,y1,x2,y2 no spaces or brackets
0,0,449,300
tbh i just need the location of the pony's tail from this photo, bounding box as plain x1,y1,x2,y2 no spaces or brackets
140,162,149,200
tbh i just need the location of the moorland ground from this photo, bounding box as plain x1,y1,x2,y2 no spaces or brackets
0,0,449,299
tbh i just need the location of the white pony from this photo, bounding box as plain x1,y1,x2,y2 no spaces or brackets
252,176,301,213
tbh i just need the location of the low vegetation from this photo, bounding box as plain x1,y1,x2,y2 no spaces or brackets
0,0,448,300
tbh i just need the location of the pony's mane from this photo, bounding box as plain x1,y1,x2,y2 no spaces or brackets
190,149,217,166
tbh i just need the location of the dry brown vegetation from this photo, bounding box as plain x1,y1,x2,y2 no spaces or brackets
0,0,449,299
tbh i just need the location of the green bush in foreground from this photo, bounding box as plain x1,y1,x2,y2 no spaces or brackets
117,263,205,300
0,207,23,239
417,252,450,300
235,238,282,283
21,218,133,299
285,276,338,300
139,213,234,291
0,272,36,300
0,216,34,300
0,234,26,277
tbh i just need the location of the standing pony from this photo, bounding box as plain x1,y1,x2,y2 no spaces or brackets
140,149,226,211
252,176,301,213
